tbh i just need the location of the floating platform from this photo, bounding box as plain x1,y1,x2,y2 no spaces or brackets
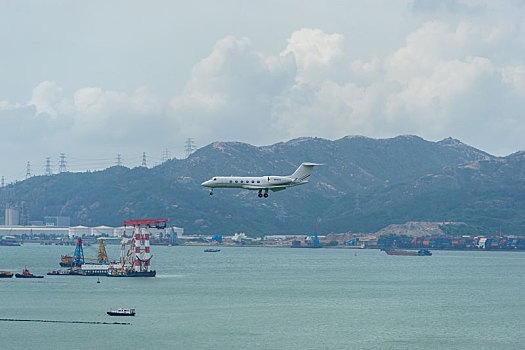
47,269,82,276
107,270,156,277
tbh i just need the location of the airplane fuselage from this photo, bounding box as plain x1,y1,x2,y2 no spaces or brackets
201,162,321,197
202,176,301,190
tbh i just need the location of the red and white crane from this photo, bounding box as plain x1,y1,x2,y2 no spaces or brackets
110,219,167,277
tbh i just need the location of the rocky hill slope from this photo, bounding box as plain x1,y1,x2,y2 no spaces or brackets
3,135,524,235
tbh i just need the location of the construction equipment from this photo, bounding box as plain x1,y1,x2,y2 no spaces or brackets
109,219,166,277
292,227,322,248
59,238,109,267
97,238,109,263
169,226,177,246
211,234,222,243
309,227,321,248
344,238,359,246
71,238,85,267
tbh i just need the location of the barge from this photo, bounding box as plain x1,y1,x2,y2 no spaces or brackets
384,249,432,256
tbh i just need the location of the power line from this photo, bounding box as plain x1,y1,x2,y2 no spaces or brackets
7,150,171,182
26,161,31,179
161,149,171,163
59,153,67,173
45,157,52,176
185,138,196,158
141,152,147,167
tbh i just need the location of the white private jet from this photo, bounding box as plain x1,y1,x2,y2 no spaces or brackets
201,162,322,198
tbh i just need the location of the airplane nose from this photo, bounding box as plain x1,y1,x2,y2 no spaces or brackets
201,180,210,187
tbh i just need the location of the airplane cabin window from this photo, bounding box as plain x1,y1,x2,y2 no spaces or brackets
230,180,233,183
257,181,260,183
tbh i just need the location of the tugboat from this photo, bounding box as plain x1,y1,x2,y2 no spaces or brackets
0,271,13,278
15,267,44,278
107,308,136,316
0,239,21,246
384,249,432,256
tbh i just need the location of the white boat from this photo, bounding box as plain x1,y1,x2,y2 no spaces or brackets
107,308,136,316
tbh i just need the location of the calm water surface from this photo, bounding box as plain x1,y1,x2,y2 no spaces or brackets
1,244,524,349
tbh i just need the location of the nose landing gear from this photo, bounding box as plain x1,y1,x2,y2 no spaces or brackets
209,189,214,195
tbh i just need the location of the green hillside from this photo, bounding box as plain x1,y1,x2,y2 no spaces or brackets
2,135,524,235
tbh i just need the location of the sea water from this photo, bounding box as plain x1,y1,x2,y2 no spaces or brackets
1,244,524,349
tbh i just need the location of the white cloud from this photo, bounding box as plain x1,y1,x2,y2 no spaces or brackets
29,80,70,117
382,20,525,149
169,36,295,143
2,3,525,182
281,28,345,85
0,100,23,111
501,65,525,93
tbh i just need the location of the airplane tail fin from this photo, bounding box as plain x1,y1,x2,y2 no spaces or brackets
289,163,322,182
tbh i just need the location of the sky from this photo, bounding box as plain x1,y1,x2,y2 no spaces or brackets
1,0,524,182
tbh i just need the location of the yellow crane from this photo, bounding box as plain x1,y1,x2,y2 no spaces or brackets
59,238,110,267
97,238,109,263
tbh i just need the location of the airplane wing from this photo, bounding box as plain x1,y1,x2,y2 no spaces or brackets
242,185,288,192
270,187,287,192
242,185,263,190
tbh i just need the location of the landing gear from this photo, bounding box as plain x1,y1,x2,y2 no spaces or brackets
258,189,268,198
209,189,214,195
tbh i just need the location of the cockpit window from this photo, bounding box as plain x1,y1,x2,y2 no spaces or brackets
213,178,217,181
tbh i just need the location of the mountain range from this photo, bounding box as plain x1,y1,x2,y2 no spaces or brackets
3,135,525,236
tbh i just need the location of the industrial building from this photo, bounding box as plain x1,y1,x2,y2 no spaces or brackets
0,223,183,240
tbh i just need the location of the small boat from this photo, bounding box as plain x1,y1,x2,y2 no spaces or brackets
0,240,21,246
47,269,82,276
0,271,13,278
15,267,44,278
384,249,432,256
107,308,135,316
204,248,221,252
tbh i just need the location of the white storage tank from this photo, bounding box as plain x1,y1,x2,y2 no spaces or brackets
5,208,19,226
